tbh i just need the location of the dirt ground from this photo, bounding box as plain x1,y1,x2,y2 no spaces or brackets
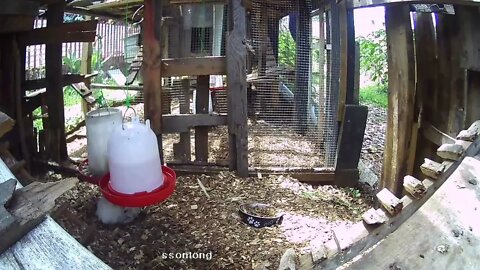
56,102,386,269
51,171,371,270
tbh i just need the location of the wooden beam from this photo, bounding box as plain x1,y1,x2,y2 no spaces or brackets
0,0,39,15
0,178,78,254
422,122,456,146
381,4,416,196
195,75,210,163
294,0,312,135
45,1,68,162
0,112,15,139
173,79,192,162
345,0,480,9
335,105,368,186
24,74,90,91
163,114,227,134
227,0,249,177
161,56,227,77
337,0,356,120
143,0,163,160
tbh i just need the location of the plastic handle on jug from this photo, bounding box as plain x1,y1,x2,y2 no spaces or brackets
145,119,151,128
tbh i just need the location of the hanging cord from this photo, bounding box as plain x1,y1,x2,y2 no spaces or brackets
94,34,108,109
122,0,136,111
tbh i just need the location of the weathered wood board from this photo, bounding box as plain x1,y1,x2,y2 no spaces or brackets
343,156,480,270
0,159,110,269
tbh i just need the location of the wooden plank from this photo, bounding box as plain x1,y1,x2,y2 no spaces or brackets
17,20,97,45
337,1,355,121
1,178,78,254
174,79,192,162
335,105,368,182
80,20,93,115
227,0,249,177
422,122,456,146
381,4,416,196
0,0,39,15
341,156,480,270
317,133,480,269
437,144,464,161
345,0,480,9
403,175,426,199
143,0,163,160
420,158,446,179
0,112,15,139
163,114,227,134
45,1,68,162
161,56,227,77
376,188,403,216
24,74,89,90
0,158,110,269
294,0,312,134
195,75,210,163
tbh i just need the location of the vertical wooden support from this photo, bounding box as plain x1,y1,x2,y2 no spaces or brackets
381,4,416,196
46,2,68,162
227,0,248,177
80,20,93,115
316,8,326,144
326,0,340,167
295,0,311,135
457,6,480,127
413,13,437,178
338,0,356,118
353,42,360,105
195,75,210,163
174,78,192,162
335,105,368,187
143,0,163,162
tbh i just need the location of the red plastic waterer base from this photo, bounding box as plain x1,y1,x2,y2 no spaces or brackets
99,165,176,208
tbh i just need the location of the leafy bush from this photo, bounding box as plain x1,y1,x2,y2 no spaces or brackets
358,29,388,91
278,24,296,68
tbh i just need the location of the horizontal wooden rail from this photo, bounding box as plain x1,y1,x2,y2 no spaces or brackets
162,114,227,133
161,56,227,77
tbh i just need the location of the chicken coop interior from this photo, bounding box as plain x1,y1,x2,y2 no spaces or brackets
2,0,480,269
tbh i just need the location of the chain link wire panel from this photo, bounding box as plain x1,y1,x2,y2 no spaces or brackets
247,0,338,169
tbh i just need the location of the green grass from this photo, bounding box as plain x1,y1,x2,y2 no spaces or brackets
64,86,82,107
359,84,388,108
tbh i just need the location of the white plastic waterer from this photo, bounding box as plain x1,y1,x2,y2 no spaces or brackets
107,116,164,194
86,108,122,178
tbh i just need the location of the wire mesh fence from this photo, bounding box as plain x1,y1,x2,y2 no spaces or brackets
247,0,337,169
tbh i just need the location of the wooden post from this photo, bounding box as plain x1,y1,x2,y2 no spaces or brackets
143,0,163,162
46,2,68,162
381,4,416,196
338,0,356,117
227,0,248,177
80,19,93,116
317,8,326,144
174,78,192,162
335,105,368,187
195,75,210,163
295,0,311,135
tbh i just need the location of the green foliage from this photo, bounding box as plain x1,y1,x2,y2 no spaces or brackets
349,188,362,198
278,24,296,68
358,29,388,90
360,84,388,108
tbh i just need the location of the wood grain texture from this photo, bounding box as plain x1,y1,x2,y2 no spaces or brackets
0,111,15,139
381,4,416,196
315,131,480,269
45,1,68,162
161,56,227,77
195,75,210,163
342,156,480,270
0,159,110,269
226,0,249,177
